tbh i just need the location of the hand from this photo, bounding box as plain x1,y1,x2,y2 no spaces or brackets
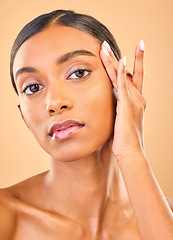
100,40,146,161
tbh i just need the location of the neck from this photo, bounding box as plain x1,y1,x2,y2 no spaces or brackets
44,141,129,233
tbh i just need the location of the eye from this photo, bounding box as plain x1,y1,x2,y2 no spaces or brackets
22,84,44,95
68,69,91,79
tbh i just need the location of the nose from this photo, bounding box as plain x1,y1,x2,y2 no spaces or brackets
46,84,73,115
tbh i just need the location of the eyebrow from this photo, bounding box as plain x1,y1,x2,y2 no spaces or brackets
15,49,96,80
15,67,38,80
56,50,96,65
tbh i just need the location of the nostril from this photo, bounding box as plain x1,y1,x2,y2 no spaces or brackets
48,103,71,115
49,105,67,114
60,105,68,110
50,109,55,113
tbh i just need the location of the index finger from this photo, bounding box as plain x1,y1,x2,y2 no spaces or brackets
100,41,119,90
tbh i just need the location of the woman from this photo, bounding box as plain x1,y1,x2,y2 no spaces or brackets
0,10,173,239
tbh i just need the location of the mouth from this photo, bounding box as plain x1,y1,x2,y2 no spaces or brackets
49,120,85,140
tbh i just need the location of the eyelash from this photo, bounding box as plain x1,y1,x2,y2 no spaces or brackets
21,68,91,95
21,84,44,95
68,68,91,79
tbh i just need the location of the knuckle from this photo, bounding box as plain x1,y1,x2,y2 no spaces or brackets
118,75,127,89
137,101,144,111
136,97,147,112
142,97,147,110
137,68,144,76
122,80,127,88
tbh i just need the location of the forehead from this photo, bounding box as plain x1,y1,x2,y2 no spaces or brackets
13,26,101,73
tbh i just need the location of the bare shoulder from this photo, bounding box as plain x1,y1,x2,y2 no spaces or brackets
166,197,173,212
0,189,17,240
2,171,48,208
0,173,85,240
0,171,48,239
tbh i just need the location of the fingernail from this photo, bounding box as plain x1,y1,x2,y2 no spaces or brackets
140,40,145,51
123,56,126,66
102,41,111,51
102,45,110,56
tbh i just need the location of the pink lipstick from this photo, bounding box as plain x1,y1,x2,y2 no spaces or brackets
49,120,84,140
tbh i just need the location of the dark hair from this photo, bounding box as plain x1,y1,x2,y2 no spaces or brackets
10,10,121,94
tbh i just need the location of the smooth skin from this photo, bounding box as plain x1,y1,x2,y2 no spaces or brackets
0,26,173,240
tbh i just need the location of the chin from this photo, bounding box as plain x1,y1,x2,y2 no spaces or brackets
45,137,111,163
34,125,114,163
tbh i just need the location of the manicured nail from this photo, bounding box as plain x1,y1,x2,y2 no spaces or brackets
123,56,126,66
102,45,109,56
102,41,111,51
140,40,145,51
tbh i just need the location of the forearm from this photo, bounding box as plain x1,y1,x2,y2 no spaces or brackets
118,152,173,240
101,39,173,238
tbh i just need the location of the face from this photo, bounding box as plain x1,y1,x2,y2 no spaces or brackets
13,26,116,162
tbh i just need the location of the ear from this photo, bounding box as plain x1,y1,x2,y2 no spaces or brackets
17,103,30,129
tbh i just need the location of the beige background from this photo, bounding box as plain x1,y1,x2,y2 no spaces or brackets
0,0,172,197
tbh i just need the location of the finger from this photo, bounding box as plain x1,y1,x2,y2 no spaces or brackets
132,40,145,94
126,77,147,110
100,43,118,90
101,41,133,89
102,41,119,70
117,56,131,107
127,86,145,147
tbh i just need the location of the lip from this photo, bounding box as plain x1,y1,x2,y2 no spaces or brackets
49,120,85,140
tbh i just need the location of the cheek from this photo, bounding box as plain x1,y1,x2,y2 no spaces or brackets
81,79,116,138
94,91,115,133
20,100,46,134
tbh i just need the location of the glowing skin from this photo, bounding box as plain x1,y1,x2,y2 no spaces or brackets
13,26,116,162
0,26,172,240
